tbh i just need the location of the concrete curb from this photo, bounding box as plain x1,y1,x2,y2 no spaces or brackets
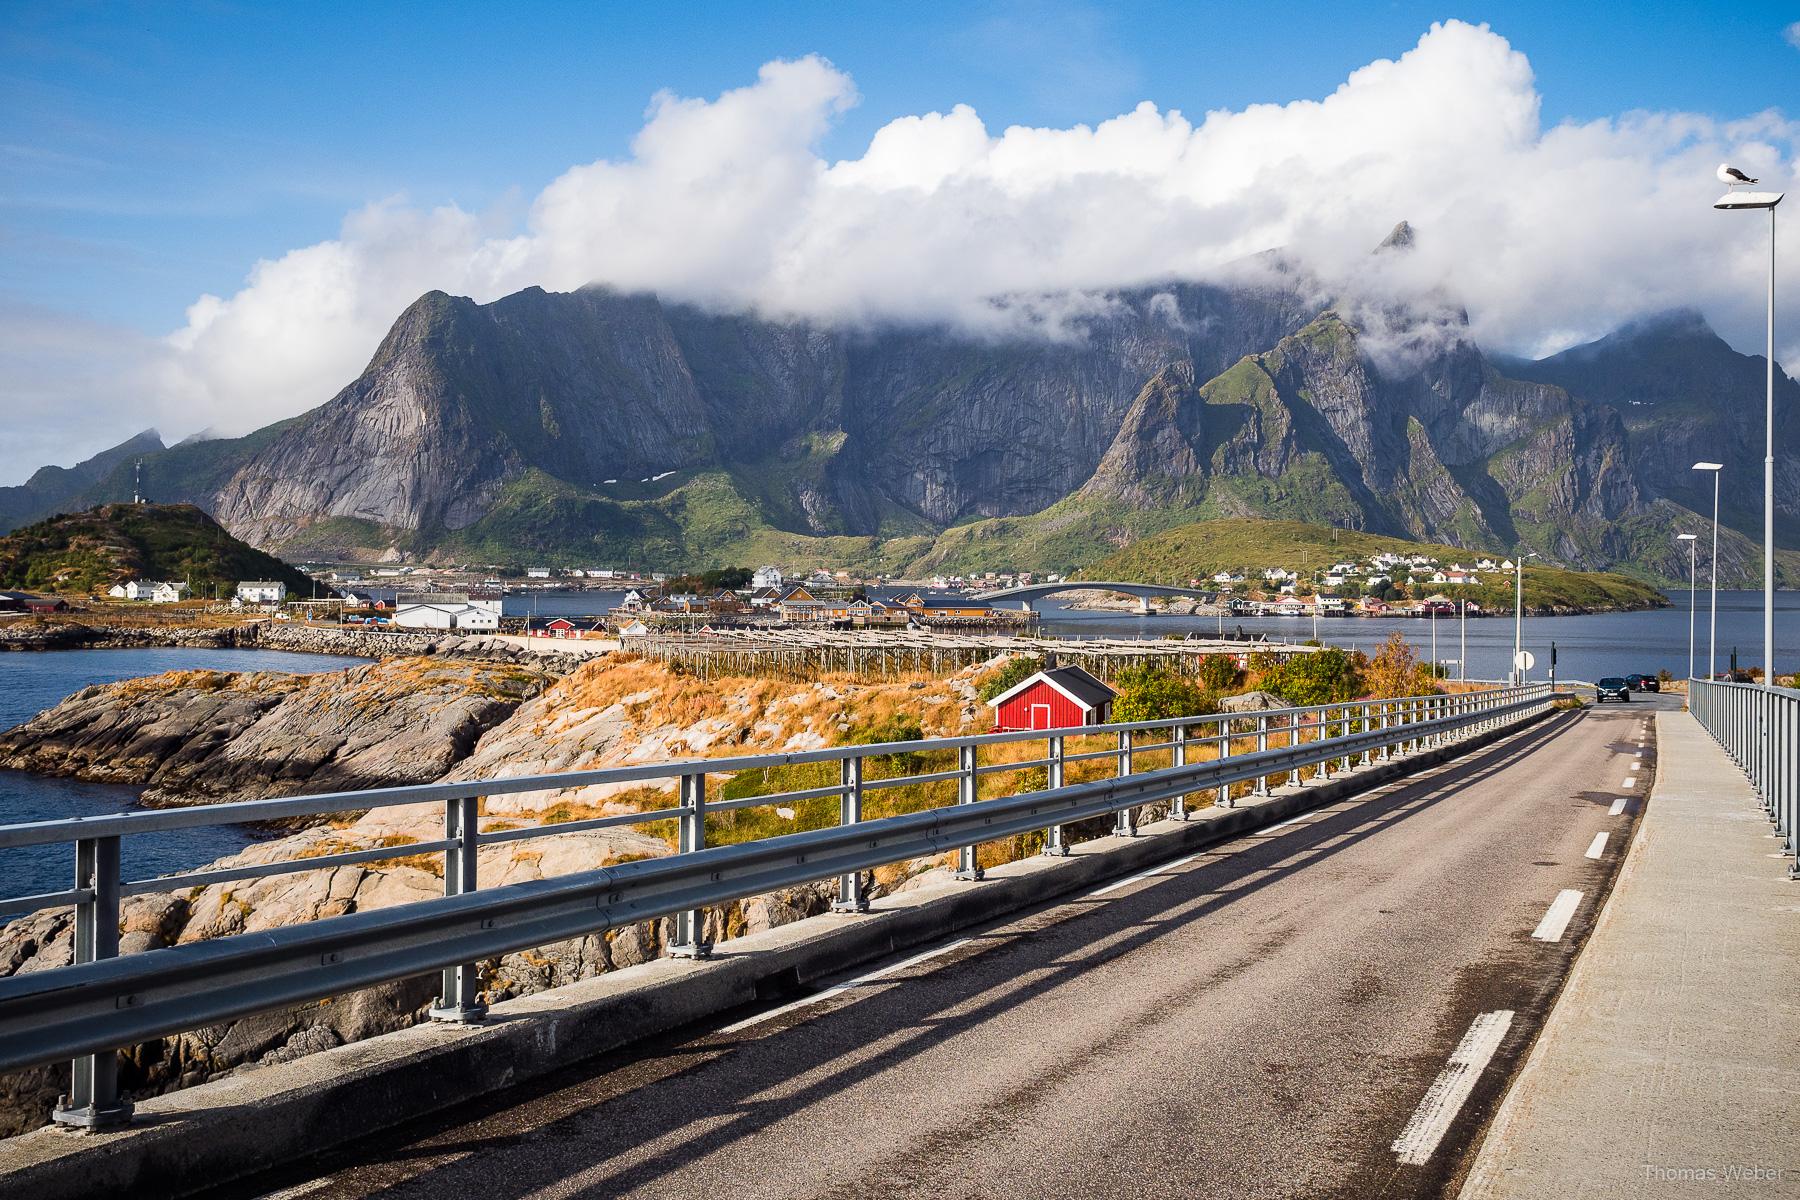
0,710,1550,1198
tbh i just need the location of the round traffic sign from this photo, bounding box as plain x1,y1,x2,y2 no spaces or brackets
1513,650,1536,671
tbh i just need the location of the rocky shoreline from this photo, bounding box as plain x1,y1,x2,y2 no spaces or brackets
0,618,597,672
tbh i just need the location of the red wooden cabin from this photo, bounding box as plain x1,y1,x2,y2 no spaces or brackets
988,665,1116,732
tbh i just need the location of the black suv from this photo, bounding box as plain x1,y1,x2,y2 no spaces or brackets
1596,677,1631,703
1635,674,1661,693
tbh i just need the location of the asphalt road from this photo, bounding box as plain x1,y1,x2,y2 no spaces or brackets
233,697,1673,1200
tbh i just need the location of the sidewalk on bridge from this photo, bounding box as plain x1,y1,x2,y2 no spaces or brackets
1461,710,1800,1198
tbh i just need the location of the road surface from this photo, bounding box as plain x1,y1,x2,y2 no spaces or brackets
227,697,1671,1200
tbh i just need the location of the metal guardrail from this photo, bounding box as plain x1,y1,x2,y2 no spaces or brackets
0,683,1548,1129
1689,679,1798,879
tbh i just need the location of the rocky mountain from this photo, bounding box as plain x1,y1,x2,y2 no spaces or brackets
4,238,1795,583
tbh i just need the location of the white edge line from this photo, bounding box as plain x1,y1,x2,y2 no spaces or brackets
1584,832,1608,859
1391,1009,1516,1165
716,937,974,1034
1531,888,1583,942
1609,797,1627,816
1086,851,1204,897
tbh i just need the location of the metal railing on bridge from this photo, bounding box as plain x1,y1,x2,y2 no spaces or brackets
0,683,1549,1130
1689,679,1798,878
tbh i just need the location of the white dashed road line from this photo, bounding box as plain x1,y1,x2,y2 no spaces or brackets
1532,889,1584,942
1609,797,1628,816
1392,1009,1516,1166
1585,832,1608,859
717,937,974,1034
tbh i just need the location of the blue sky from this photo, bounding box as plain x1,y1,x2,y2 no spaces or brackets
1,3,1796,484
5,1,1797,335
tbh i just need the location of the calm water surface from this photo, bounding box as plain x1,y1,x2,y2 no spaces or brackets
0,648,368,899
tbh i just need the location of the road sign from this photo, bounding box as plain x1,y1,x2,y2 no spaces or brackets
1513,650,1536,671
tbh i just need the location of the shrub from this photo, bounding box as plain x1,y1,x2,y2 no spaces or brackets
1260,647,1364,706
1195,652,1242,693
1112,663,1209,722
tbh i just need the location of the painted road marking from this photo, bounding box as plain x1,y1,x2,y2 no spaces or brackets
1633,750,1643,758
1609,797,1628,816
1585,832,1608,859
717,938,974,1034
1622,777,1637,788
1532,889,1584,942
1256,815,1311,835
1086,851,1205,898
1392,1010,1516,1166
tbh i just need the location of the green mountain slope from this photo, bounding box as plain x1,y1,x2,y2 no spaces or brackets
1085,519,1669,611
0,503,321,597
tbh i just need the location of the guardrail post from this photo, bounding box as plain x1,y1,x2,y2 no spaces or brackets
954,744,984,880
1254,715,1270,795
1316,711,1331,781
1044,734,1070,855
1171,724,1190,820
1340,706,1354,772
833,756,868,912
1114,731,1137,837
430,795,487,1022
1212,718,1232,809
1288,713,1305,787
53,835,132,1130
1360,702,1374,765
669,772,712,957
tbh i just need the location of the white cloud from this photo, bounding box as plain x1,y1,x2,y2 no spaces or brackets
1786,21,1800,51
6,21,1798,485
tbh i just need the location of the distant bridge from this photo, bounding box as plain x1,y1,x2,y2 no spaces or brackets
973,580,1217,614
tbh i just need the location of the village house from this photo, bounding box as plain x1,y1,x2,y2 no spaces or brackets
751,565,784,590
235,580,287,605
988,664,1117,732
392,590,502,631
150,581,189,604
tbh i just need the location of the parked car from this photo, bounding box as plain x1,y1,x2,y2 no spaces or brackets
1596,677,1632,703
1635,674,1660,693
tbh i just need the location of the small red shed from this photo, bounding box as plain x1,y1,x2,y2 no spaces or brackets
988,665,1117,732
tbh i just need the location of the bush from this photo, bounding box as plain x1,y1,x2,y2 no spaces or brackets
1195,652,1242,693
849,713,927,772
1260,647,1364,706
1364,632,1438,699
1112,663,1209,722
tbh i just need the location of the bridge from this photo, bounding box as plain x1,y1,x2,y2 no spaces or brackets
973,580,1217,613
0,680,1794,1198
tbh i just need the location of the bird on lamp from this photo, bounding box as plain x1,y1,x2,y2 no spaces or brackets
1717,163,1759,187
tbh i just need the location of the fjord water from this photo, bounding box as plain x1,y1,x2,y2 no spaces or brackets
1038,588,1799,682
0,648,368,898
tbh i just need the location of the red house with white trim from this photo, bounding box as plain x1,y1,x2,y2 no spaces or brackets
987,665,1117,732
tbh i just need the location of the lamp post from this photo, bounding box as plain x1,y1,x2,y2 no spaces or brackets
1692,461,1723,679
1508,551,1539,683
1714,175,1783,680
1678,533,1699,679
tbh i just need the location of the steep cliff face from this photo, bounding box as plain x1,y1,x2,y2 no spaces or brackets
8,263,1796,576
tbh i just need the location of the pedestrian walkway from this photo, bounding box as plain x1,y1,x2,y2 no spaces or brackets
1461,709,1800,1198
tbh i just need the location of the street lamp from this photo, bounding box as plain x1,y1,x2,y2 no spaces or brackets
1693,461,1723,679
1677,533,1698,679
1505,551,1539,682
1714,171,1783,680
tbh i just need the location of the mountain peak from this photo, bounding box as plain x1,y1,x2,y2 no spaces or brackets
1374,221,1416,254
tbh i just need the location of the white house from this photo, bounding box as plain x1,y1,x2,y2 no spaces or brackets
619,619,650,637
525,567,551,579
751,565,784,590
235,580,287,605
106,583,129,599
150,582,188,604
393,590,501,631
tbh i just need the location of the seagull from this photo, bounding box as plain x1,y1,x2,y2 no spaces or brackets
1717,163,1759,186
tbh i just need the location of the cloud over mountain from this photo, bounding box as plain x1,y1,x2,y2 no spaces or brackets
6,20,1796,484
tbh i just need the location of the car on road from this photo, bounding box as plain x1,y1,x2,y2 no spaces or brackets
1596,677,1632,703
1634,674,1661,692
